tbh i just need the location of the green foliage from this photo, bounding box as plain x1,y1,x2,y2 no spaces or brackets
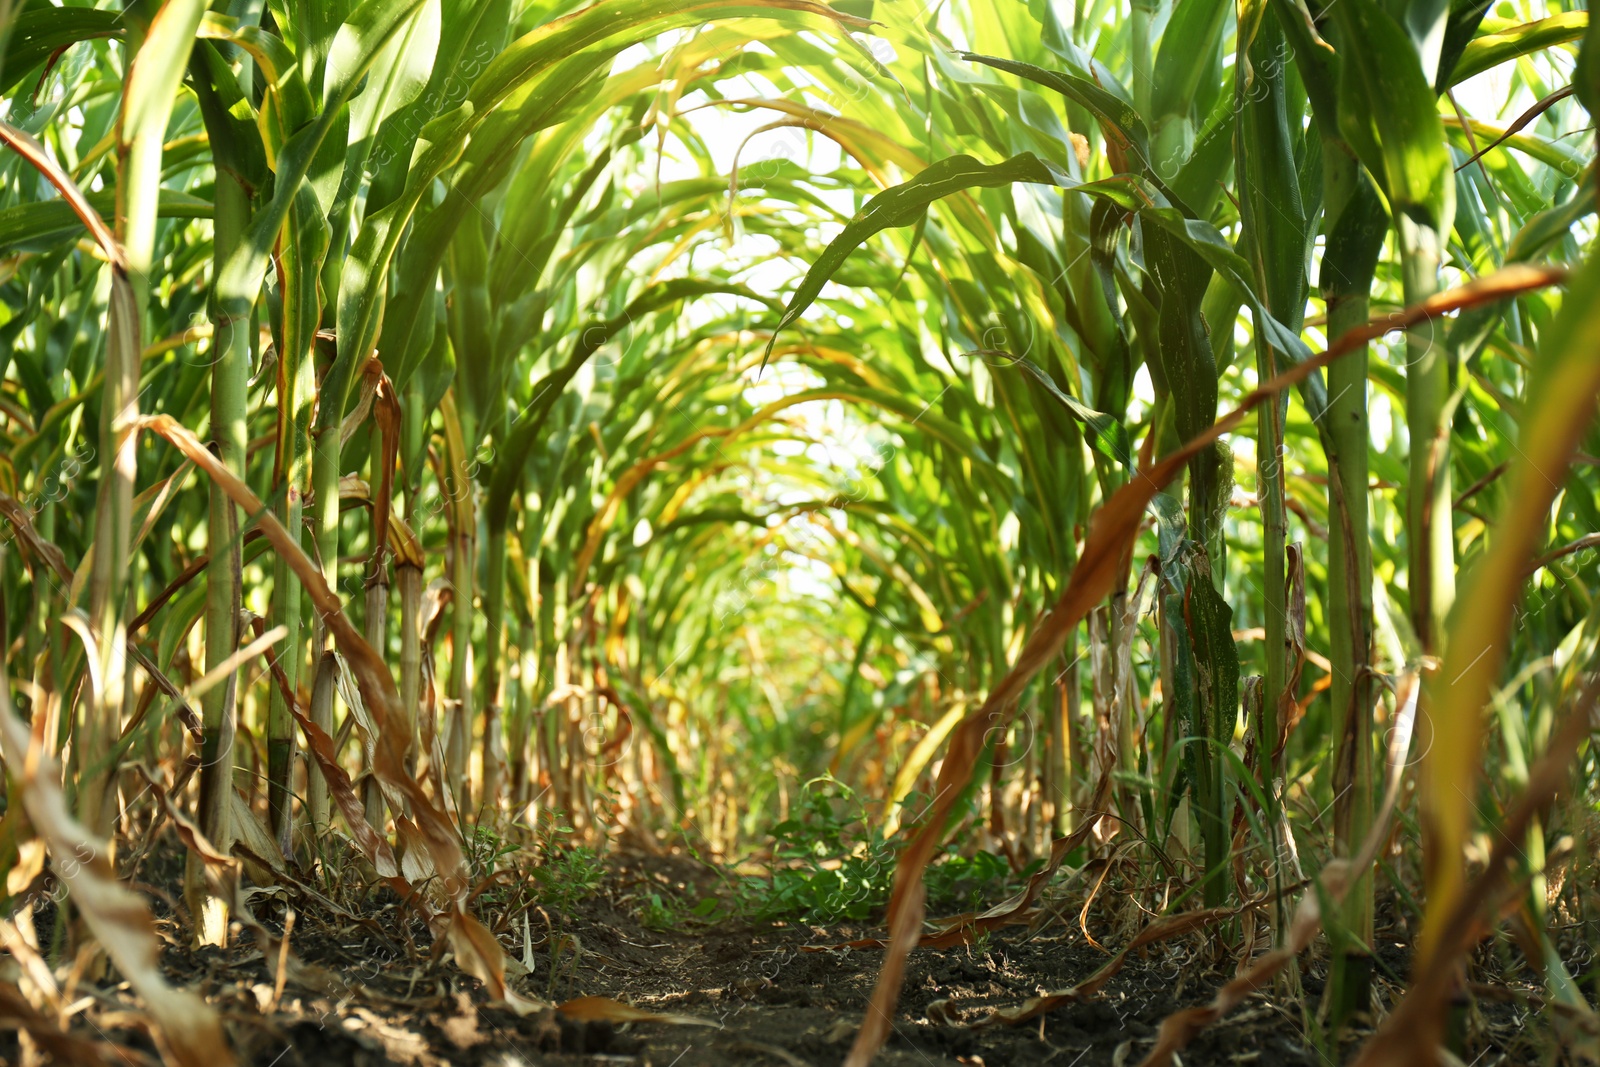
742,779,1024,922
465,821,522,881
529,847,607,912
745,778,898,922
637,891,725,931
528,815,606,912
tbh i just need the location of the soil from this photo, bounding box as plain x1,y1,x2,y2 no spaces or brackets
2,847,1562,1067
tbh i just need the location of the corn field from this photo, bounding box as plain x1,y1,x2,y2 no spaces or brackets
0,0,1597,1063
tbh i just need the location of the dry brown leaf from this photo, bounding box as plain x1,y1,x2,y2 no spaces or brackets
5,839,46,899
256,630,403,884
0,121,122,264
1277,543,1306,759
332,652,385,799
149,774,342,1002
142,414,536,1013
448,908,546,1013
368,370,402,580
1137,869,1341,1066
0,917,60,1012
124,642,204,743
395,815,449,908
0,980,130,1066
556,995,719,1027
227,789,285,873
0,492,72,582
0,683,233,1067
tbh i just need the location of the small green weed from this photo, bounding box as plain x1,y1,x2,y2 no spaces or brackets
528,812,605,911
466,823,520,881
743,777,1026,923
637,892,725,930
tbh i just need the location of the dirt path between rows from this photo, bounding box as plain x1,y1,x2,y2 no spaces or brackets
10,850,1549,1066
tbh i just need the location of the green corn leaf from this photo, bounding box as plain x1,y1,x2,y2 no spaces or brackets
989,353,1135,471
1505,167,1595,263
344,0,439,178
364,0,509,215
215,0,429,322
329,102,475,427
324,0,431,111
198,14,316,158
300,0,358,97
446,212,495,428
1576,10,1600,119
767,152,1319,407
467,0,865,117
1449,10,1586,87
485,279,809,532
1386,0,1453,83
370,1,860,396
1237,9,1308,329
956,52,1152,165
766,153,1059,365
1168,89,1236,218
281,183,330,420
190,41,270,189
1444,116,1589,174
0,7,123,96
1149,0,1230,124
1434,0,1493,93
1333,0,1455,236
0,190,210,251
1144,223,1217,446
